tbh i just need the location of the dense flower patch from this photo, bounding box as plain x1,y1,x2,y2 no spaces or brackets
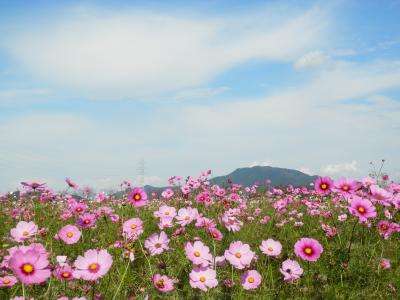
0,173,399,299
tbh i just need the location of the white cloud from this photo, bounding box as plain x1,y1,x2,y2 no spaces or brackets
300,167,312,175
322,161,358,174
249,160,273,167
2,5,329,98
174,86,230,101
294,50,326,69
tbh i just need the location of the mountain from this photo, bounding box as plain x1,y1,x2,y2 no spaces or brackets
111,166,317,198
209,166,318,187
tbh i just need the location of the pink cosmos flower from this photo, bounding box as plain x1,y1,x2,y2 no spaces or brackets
222,215,243,232
21,181,46,191
154,205,177,219
10,221,38,242
122,218,144,239
9,248,51,285
144,231,170,256
378,258,391,270
54,264,74,281
208,228,223,241
259,239,282,257
196,192,210,205
71,202,87,214
128,188,148,208
0,275,17,287
66,178,79,190
161,188,174,199
348,197,377,222
185,241,212,267
153,274,176,292
294,238,323,262
333,178,359,195
73,249,113,281
280,259,303,282
189,267,218,292
362,177,376,188
240,270,262,290
314,176,333,195
224,241,255,269
377,220,392,239
176,207,198,226
57,225,81,244
77,213,96,228
370,185,392,204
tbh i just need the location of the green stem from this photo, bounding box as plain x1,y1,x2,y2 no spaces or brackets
112,260,130,300
138,238,153,278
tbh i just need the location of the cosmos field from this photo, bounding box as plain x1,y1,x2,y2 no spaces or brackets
0,172,399,300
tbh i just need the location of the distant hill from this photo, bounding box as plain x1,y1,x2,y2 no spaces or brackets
210,166,318,187
111,166,317,198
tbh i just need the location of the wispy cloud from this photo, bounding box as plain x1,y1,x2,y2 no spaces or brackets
3,5,329,98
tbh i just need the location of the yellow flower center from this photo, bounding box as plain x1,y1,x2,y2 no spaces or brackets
185,216,190,220
212,233,218,238
22,231,29,236
76,207,82,212
22,263,34,274
248,277,255,283
267,246,273,251
358,207,365,213
89,263,98,271
84,219,90,224
321,183,327,190
67,232,73,238
199,276,206,282
342,185,349,191
165,212,169,215
62,272,71,278
304,247,312,255
155,243,162,249
194,251,200,257
3,278,11,284
235,253,242,258
130,224,137,229
134,194,141,201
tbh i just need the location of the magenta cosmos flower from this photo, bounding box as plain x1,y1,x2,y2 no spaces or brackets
10,221,38,242
294,238,323,262
280,259,303,282
57,225,81,244
128,187,148,208
348,197,377,222
240,270,262,290
161,188,174,199
9,248,51,285
224,241,255,269
153,274,176,292
122,218,144,239
144,231,170,256
77,213,96,228
71,202,87,214
73,249,113,281
185,241,212,267
0,275,17,287
314,176,334,196
259,239,282,257
21,181,46,191
189,267,218,292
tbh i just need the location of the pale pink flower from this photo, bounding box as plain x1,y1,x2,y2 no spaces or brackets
259,239,282,257
144,231,170,256
57,225,81,244
73,249,113,281
240,270,262,290
224,241,255,269
153,274,176,292
280,259,303,282
10,221,38,242
189,267,218,292
185,241,212,267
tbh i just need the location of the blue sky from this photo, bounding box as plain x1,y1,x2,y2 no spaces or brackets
0,0,400,191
